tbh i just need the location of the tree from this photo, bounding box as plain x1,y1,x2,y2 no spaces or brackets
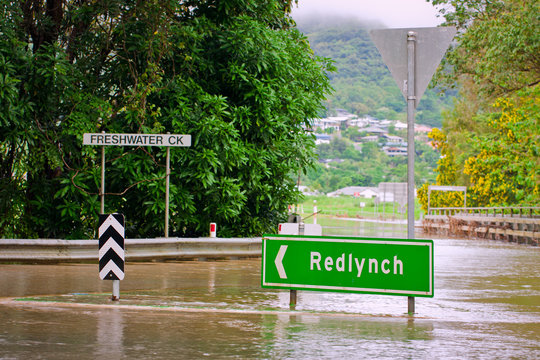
463,86,539,206
431,0,539,98
417,128,467,211
0,0,333,238
418,0,539,210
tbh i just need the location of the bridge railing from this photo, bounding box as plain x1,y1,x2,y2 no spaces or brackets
427,206,540,218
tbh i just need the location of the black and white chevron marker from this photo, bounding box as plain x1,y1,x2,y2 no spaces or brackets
98,214,125,280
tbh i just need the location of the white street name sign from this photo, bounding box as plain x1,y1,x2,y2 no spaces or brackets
83,133,191,147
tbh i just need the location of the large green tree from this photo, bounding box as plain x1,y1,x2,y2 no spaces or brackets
0,0,333,238
418,0,539,209
432,0,539,98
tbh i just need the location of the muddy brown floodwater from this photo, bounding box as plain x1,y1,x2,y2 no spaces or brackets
0,236,539,359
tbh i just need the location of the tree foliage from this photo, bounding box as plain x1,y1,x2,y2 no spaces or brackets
432,0,539,98
463,86,539,206
0,0,333,238
419,0,539,210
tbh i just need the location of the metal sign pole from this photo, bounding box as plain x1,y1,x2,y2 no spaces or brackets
100,132,105,214
112,279,120,301
289,222,305,309
370,26,456,316
84,132,192,301
407,31,417,314
165,145,170,238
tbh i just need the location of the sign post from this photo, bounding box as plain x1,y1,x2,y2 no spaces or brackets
99,213,125,300
83,132,191,237
100,131,106,213
370,27,456,313
84,132,191,300
165,138,171,238
406,31,417,314
262,235,434,299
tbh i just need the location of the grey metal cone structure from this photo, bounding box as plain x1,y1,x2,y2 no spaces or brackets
370,27,457,107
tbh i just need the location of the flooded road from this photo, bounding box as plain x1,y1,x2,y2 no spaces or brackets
1,234,539,358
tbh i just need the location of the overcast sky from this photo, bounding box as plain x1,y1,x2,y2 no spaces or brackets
291,0,444,28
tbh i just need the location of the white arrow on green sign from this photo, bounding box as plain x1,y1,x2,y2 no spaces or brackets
262,235,434,297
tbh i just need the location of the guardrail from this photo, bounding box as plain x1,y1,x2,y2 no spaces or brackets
427,206,540,218
422,208,540,245
0,237,262,262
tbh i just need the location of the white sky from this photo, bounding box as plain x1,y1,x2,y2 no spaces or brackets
291,0,444,28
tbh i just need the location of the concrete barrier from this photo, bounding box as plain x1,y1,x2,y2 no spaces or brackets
0,238,262,262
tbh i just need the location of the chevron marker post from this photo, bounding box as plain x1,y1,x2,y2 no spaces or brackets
98,214,125,281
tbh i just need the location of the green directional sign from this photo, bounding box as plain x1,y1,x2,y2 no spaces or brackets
262,235,433,297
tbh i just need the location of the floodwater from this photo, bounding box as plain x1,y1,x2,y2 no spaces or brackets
317,216,409,238
0,222,539,359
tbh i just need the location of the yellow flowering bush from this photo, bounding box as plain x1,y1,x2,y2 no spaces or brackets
420,85,539,210
464,86,539,206
418,128,466,212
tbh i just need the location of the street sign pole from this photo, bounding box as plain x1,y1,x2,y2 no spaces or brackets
165,138,171,238
112,279,120,300
406,31,417,314
370,26,456,315
406,31,416,241
289,223,304,309
83,132,192,238
84,132,192,297
100,131,105,214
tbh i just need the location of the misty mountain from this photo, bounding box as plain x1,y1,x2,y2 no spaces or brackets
296,16,455,127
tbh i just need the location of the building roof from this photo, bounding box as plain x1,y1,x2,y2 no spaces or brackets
315,134,331,140
363,126,388,134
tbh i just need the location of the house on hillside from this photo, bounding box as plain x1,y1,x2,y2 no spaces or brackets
347,117,369,128
315,133,331,144
383,146,407,157
358,188,378,198
362,126,388,136
383,134,405,144
360,135,379,143
312,116,352,132
312,118,340,132
379,119,392,127
394,121,407,130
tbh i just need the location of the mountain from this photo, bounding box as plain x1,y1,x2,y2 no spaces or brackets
296,16,455,128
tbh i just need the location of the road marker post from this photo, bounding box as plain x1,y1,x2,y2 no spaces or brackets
99,213,125,300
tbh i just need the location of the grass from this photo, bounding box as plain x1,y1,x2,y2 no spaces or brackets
294,195,424,221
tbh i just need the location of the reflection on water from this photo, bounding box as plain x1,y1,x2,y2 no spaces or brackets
319,217,408,238
260,314,434,359
96,308,124,359
0,235,539,358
